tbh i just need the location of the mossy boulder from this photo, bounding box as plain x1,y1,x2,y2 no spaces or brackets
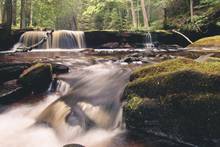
189,35,220,47
123,58,220,143
17,63,53,93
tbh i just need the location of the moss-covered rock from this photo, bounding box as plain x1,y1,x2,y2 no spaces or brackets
18,63,53,93
189,35,220,47
123,58,220,144
161,93,220,139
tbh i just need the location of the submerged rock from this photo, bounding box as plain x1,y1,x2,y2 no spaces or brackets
100,42,120,49
63,144,85,147
51,63,69,74
17,63,53,93
123,58,220,146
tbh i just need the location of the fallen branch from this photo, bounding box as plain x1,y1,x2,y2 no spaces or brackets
172,30,193,45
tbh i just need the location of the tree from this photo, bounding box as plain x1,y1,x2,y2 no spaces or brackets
12,0,17,26
141,0,149,29
190,0,194,22
0,0,3,24
26,0,32,26
129,0,137,28
3,0,12,29
20,0,26,28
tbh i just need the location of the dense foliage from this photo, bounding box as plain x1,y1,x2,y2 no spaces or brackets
0,0,219,31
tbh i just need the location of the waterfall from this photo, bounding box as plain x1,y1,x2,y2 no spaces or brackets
19,30,86,49
19,31,50,49
52,30,86,49
145,32,154,49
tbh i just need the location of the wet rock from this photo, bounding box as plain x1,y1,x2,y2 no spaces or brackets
123,57,133,63
0,80,31,105
141,57,151,63
17,63,53,93
63,144,85,147
0,63,30,84
130,53,140,58
0,86,30,105
122,53,143,64
51,63,69,74
121,42,132,48
100,42,119,49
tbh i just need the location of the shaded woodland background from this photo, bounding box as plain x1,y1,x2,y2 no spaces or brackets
0,0,219,31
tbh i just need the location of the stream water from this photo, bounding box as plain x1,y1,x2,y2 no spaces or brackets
0,59,128,147
0,31,191,147
0,53,190,147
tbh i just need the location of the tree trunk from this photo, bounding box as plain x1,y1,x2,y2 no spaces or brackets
141,0,149,29
12,0,17,26
26,0,32,27
163,8,168,29
3,0,12,29
137,0,140,29
72,15,77,30
129,0,137,28
0,0,3,24
20,0,26,29
190,0,194,22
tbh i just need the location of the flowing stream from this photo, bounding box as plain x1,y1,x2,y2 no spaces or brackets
0,31,191,147
0,59,132,147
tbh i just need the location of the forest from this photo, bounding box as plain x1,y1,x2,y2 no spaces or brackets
0,0,219,31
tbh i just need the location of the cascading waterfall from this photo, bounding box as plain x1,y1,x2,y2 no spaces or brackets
19,30,86,49
145,32,154,49
19,31,50,49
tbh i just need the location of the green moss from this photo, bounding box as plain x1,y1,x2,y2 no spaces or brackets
189,35,220,47
125,58,220,99
124,58,220,141
130,58,198,80
125,95,145,110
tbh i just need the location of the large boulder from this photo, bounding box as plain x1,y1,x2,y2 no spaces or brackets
17,63,53,93
123,58,220,145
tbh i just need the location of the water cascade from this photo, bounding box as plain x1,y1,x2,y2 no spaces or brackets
0,61,131,147
19,30,86,49
19,31,50,49
145,32,154,49
52,30,86,49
